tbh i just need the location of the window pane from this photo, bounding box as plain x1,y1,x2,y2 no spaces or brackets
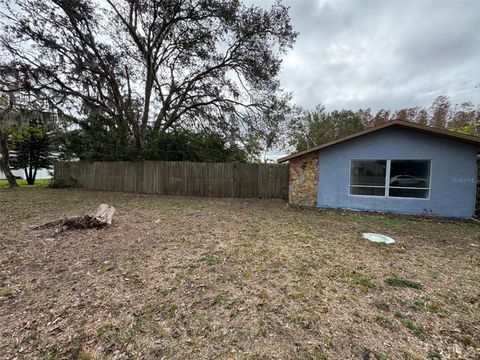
350,160,387,186
389,160,430,188
389,188,429,198
350,186,386,196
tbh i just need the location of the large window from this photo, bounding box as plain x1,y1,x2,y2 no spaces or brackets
389,160,430,198
350,160,387,196
350,160,431,199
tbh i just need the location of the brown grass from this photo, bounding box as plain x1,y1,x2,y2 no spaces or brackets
0,188,479,359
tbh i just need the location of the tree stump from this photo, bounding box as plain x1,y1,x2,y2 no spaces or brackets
35,204,116,232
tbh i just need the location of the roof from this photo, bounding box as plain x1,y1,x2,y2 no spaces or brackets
277,120,480,163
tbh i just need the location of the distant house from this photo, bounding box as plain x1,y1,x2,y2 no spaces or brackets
278,120,480,218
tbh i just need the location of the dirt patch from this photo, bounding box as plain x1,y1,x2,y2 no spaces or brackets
1,188,479,359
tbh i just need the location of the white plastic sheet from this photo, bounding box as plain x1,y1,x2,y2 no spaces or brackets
362,233,395,244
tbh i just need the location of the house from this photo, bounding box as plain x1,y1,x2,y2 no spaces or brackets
278,120,480,218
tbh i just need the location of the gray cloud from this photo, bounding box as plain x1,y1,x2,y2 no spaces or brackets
254,0,480,112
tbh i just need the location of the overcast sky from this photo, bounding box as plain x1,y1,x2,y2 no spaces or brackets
253,0,480,113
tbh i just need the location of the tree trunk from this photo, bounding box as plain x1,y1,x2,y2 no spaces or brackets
26,166,37,185
0,132,18,187
26,164,35,185
35,204,116,232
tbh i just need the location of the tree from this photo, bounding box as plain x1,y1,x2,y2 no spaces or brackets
356,108,373,128
1,0,296,155
61,112,249,163
331,110,365,138
448,102,477,129
393,109,408,122
393,107,418,122
372,109,391,127
142,130,248,162
0,60,61,187
0,95,18,187
61,114,137,162
9,119,53,185
289,106,364,152
415,108,429,125
288,105,330,151
430,95,450,129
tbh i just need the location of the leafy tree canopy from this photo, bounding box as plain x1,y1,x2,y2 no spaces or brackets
61,115,248,163
289,105,364,151
359,96,480,135
1,0,297,156
142,131,248,163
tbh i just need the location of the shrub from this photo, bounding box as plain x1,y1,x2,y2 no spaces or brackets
385,277,423,289
401,318,427,340
393,311,427,340
199,252,218,266
375,315,394,329
350,271,374,288
0,288,14,297
47,178,69,189
428,348,442,359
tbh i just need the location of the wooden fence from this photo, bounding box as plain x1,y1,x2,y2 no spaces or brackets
54,161,289,199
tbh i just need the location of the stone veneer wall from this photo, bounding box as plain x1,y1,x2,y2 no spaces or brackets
288,152,319,207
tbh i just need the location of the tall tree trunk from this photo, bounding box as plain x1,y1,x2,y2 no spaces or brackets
0,132,18,187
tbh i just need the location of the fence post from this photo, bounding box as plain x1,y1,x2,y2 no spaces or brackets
136,161,145,193
53,161,60,180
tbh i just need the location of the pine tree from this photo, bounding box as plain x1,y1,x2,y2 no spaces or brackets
9,119,53,185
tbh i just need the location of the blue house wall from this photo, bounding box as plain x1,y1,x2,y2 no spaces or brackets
317,127,478,218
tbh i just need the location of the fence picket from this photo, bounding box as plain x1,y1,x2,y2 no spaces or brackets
54,161,289,200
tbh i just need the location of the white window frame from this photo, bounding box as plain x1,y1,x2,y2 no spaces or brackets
349,159,431,200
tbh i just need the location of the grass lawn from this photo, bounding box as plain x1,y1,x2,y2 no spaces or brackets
0,178,50,188
0,188,479,359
